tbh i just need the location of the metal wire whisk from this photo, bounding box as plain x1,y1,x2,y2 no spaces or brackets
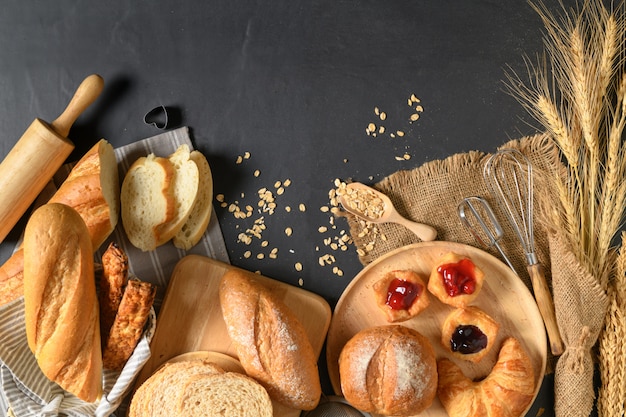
483,148,564,356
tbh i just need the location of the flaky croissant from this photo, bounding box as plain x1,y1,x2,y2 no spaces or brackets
437,337,535,417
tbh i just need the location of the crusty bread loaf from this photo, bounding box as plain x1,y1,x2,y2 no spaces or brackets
49,139,119,250
121,153,175,251
102,278,156,371
155,144,199,246
23,203,102,403
219,269,322,410
437,337,535,417
129,359,272,417
338,325,438,416
173,150,213,250
0,139,119,306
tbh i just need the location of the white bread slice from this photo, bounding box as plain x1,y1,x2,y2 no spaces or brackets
178,372,273,417
173,150,213,250
121,154,175,251
155,145,199,246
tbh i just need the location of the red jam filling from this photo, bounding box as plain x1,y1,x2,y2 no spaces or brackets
386,278,421,310
450,325,488,354
437,258,477,297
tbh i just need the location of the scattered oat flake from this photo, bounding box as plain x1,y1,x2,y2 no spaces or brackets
243,250,251,258
257,253,265,260
318,226,328,233
298,278,304,286
367,123,376,132
396,130,405,137
254,170,261,177
299,203,306,212
415,105,424,112
374,107,380,116
410,113,420,122
244,151,251,159
236,155,243,164
295,262,303,272
284,179,291,187
285,227,293,236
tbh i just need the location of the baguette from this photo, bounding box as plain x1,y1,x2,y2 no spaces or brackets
0,139,119,306
102,278,156,371
23,203,102,403
219,269,321,410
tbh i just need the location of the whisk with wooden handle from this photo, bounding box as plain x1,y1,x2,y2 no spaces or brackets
484,148,564,356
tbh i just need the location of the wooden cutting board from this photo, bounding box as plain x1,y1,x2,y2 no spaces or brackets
134,255,332,417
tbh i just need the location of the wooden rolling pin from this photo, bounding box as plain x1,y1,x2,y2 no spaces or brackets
0,74,104,243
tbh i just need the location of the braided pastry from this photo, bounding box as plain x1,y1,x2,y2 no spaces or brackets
437,337,535,417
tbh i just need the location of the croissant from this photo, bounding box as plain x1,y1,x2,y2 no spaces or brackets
437,337,535,417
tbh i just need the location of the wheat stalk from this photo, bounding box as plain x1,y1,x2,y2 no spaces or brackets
597,232,626,416
504,0,626,286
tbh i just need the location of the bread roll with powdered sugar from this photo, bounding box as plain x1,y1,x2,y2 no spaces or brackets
219,269,321,410
338,325,438,416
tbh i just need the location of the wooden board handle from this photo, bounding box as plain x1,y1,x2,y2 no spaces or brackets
50,74,104,137
528,263,564,356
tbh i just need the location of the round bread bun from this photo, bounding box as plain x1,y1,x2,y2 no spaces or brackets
338,325,437,416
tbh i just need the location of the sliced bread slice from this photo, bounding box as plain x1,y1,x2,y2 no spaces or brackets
178,372,273,417
120,154,175,251
129,359,224,417
155,144,199,246
173,150,213,250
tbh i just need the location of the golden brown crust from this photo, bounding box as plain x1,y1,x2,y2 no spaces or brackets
0,249,24,306
373,269,429,322
102,279,156,371
339,325,438,416
49,139,119,250
427,252,485,308
219,269,321,410
441,306,500,363
437,337,535,417
23,203,102,402
99,242,129,344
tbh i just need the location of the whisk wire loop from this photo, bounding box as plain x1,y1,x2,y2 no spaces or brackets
483,148,537,263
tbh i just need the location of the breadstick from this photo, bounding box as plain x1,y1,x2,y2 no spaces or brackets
99,242,129,344
102,279,156,371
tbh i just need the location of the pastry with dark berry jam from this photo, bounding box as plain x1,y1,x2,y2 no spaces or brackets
427,252,484,308
373,269,430,323
441,306,499,363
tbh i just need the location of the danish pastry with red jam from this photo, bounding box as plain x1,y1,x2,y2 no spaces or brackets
427,252,484,308
373,269,430,323
441,306,499,363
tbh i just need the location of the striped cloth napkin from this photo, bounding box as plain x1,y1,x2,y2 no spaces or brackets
0,127,230,417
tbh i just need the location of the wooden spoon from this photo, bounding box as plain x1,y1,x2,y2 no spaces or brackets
339,182,437,241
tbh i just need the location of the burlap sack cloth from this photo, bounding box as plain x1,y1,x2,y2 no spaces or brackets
344,133,607,417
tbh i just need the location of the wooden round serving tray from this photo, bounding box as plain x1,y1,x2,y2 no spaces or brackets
326,241,547,417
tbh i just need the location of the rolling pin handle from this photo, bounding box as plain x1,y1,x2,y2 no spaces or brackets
50,74,104,138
